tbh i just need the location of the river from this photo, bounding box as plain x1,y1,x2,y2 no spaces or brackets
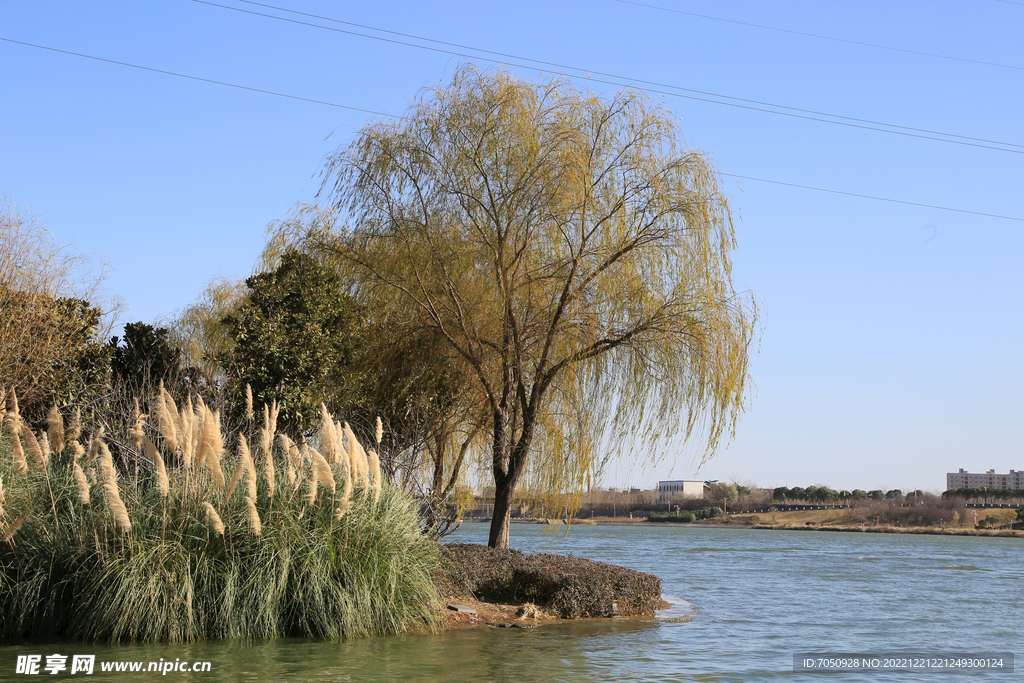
1,523,1019,681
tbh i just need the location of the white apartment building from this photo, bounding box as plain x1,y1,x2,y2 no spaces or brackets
946,469,1024,490
658,480,704,501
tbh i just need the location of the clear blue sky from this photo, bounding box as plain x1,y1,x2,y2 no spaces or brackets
2,0,1021,493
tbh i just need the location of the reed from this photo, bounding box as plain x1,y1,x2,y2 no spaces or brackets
0,394,440,643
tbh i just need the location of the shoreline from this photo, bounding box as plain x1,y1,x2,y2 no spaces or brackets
460,518,1022,537
751,524,1023,538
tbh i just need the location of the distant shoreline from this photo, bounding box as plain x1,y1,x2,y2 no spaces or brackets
462,518,1022,538
751,524,1023,538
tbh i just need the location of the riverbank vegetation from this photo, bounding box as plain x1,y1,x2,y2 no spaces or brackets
0,388,441,642
748,503,1022,536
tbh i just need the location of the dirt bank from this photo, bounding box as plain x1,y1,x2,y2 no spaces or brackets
436,543,666,630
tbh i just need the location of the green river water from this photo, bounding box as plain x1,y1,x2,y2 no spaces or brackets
1,523,1020,682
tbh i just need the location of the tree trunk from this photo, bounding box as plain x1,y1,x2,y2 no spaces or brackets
488,473,516,548
487,428,533,548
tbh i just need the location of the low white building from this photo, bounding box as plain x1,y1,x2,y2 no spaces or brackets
946,468,1024,490
658,480,704,501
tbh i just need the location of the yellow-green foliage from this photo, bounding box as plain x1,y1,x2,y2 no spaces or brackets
0,397,440,642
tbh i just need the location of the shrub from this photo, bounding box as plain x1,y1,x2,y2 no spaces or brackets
648,510,696,523
440,544,661,618
694,506,723,520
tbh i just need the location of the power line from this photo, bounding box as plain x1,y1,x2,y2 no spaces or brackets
192,0,1024,155
722,174,1024,222
615,0,1024,73
0,37,393,118
2,36,1019,223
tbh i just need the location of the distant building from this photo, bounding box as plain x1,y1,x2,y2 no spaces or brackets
658,480,704,501
946,469,1024,490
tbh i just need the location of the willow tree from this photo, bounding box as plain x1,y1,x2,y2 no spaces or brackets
317,65,757,548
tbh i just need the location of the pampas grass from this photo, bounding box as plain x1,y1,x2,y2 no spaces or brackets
72,461,90,504
244,495,261,537
23,430,44,471
4,388,21,436
1,512,26,545
46,405,65,455
260,402,278,499
142,437,169,498
66,406,81,444
244,384,254,422
129,398,145,451
344,422,368,487
156,384,180,453
98,443,130,533
39,433,50,466
368,449,382,505
10,433,27,474
178,396,196,470
226,435,256,501
203,501,225,536
0,394,441,643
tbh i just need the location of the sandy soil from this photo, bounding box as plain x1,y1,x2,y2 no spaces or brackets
437,596,556,630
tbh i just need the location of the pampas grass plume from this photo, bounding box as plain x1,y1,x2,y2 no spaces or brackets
204,411,227,488
102,479,131,534
367,448,382,504
46,405,65,455
307,448,335,504
23,430,44,470
73,461,91,504
39,432,50,466
375,416,382,445
157,384,180,453
242,435,257,500
343,422,365,485
203,502,225,536
278,434,297,488
1,512,26,545
226,435,256,500
84,435,99,466
319,404,336,463
142,437,169,498
10,434,28,473
97,442,118,483
128,398,145,451
245,384,254,422
66,406,81,444
244,495,261,537
260,403,276,498
4,388,20,435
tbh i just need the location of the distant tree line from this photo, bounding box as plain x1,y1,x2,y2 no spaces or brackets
942,488,1024,506
770,487,921,503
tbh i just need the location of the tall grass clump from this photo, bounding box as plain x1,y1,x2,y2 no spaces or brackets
0,390,440,642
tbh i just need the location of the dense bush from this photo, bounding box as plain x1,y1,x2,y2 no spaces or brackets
649,510,696,523
841,496,967,527
648,507,721,522
439,544,661,618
